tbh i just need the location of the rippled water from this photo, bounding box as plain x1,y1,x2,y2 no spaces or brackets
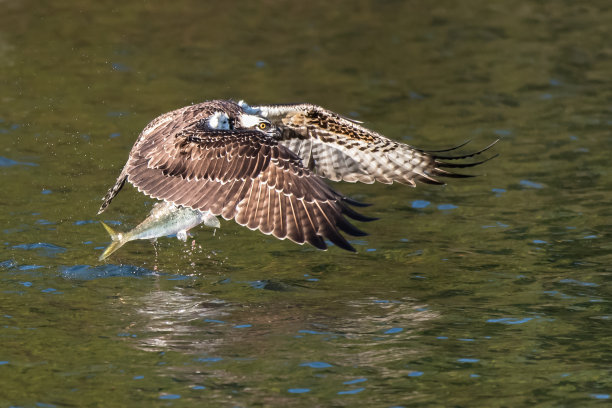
2,0,612,406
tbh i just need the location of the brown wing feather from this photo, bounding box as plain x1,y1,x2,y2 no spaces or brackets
119,123,368,251
98,100,243,214
254,103,495,186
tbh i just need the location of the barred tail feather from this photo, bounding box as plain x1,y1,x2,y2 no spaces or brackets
98,170,127,214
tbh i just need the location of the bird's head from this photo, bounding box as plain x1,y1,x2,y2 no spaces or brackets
205,103,277,137
237,113,279,137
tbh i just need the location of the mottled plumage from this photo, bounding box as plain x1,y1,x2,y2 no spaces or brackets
98,100,496,252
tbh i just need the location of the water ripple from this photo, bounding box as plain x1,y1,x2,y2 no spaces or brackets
60,264,156,280
12,243,66,257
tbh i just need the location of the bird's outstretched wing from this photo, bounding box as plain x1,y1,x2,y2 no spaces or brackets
102,121,373,251
250,103,497,186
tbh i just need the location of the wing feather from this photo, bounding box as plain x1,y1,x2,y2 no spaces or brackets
117,118,368,251
253,103,495,186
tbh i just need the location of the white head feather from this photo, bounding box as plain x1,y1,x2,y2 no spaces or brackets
207,112,230,130
238,113,267,128
238,100,263,116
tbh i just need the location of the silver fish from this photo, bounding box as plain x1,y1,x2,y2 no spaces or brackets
99,201,220,261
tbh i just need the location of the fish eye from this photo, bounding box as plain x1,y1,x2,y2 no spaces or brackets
258,122,269,130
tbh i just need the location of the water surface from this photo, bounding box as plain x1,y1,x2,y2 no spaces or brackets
1,1,611,406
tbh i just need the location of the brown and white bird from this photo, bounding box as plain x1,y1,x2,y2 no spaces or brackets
98,100,496,252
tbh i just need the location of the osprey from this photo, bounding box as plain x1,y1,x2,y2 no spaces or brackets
98,100,496,252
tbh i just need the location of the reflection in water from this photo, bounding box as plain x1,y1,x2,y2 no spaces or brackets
115,283,439,404
131,289,231,352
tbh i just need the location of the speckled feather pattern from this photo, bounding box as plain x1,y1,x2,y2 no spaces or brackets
99,100,495,251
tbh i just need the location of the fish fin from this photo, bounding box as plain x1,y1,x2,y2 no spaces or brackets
99,222,125,261
203,213,221,229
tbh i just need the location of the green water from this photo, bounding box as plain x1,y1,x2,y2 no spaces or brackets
2,0,611,406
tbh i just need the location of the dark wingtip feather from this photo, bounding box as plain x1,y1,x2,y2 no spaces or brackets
341,204,378,222
425,140,499,179
336,217,369,237
422,139,472,153
341,196,372,207
307,235,328,250
434,171,475,179
436,153,499,169
330,237,357,252
416,175,446,185
433,139,499,161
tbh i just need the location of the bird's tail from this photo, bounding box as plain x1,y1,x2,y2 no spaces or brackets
98,169,127,214
99,222,126,261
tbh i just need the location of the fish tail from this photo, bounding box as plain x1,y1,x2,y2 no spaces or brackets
99,222,125,261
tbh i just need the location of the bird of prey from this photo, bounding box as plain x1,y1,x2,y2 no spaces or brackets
98,99,496,252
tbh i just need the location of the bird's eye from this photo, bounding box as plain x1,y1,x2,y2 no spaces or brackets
258,122,269,130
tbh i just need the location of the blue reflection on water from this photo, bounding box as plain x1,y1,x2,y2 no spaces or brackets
412,200,430,209
195,357,223,363
300,361,333,368
493,129,512,136
0,156,37,167
491,188,506,197
111,62,130,72
344,378,367,385
338,387,365,395
74,220,97,225
384,327,403,334
13,243,66,257
19,265,44,271
520,180,544,189
60,264,156,280
166,274,190,281
0,260,17,269
288,388,310,394
41,288,60,294
487,317,533,325
559,278,598,287
457,358,479,363
159,394,180,400
203,319,225,324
